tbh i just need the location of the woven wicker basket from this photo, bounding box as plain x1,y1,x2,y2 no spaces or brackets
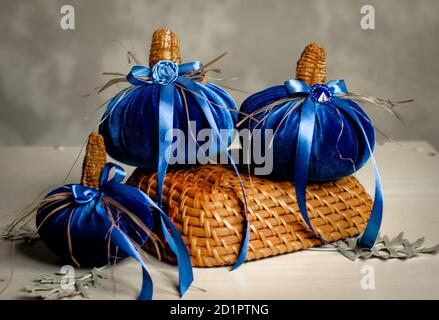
127,31,373,267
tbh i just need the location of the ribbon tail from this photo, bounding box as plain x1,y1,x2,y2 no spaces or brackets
157,85,175,207
159,213,193,296
294,98,319,235
143,196,193,296
231,221,250,270
177,78,250,270
333,97,383,248
110,226,153,300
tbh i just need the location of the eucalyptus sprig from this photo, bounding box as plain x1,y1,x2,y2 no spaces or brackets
310,232,439,261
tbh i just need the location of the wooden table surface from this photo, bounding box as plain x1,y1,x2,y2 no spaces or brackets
1,141,438,300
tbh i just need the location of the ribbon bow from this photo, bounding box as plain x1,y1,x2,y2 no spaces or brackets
72,163,193,300
70,162,126,204
126,61,250,271
283,79,383,248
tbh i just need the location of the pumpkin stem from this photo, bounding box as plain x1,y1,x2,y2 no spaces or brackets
149,27,181,67
295,43,327,86
81,132,107,188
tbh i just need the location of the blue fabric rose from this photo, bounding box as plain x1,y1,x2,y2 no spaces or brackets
151,60,179,85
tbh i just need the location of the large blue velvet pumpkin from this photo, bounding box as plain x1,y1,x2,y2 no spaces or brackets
99,78,237,169
99,59,238,209
238,81,375,181
98,28,239,206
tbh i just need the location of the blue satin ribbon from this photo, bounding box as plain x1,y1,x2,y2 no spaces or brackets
284,79,383,248
127,61,203,207
127,61,250,270
71,162,193,299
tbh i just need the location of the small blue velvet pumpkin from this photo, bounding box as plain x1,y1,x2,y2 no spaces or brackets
36,181,152,267
35,133,193,299
35,162,155,300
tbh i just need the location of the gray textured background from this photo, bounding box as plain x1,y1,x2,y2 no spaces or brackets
1,0,438,148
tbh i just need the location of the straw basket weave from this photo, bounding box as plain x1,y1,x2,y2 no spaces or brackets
127,30,373,267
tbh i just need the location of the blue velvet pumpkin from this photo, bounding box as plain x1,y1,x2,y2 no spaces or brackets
238,81,375,181
238,43,382,250
36,157,193,299
98,58,238,210
36,181,152,267
98,28,240,207
99,77,237,169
